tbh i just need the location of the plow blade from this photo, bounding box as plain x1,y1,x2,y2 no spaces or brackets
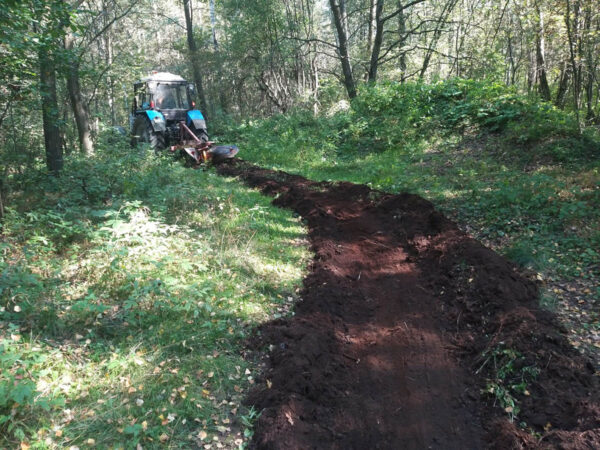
179,144,239,166
172,121,239,166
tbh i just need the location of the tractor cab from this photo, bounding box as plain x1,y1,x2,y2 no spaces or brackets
130,71,207,149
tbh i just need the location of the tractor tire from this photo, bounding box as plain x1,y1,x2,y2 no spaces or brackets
190,125,209,143
131,116,166,150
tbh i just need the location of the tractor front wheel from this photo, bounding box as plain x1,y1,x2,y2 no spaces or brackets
131,116,166,150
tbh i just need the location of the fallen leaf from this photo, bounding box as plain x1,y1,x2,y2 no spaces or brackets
198,430,208,440
159,433,169,443
285,411,294,425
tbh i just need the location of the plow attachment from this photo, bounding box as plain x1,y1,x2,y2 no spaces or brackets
169,121,239,166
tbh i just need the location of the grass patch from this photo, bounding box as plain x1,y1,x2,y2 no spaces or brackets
0,136,309,448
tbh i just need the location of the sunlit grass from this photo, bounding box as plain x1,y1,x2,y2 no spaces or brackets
0,144,309,448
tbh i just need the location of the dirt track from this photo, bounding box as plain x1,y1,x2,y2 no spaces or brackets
218,160,600,449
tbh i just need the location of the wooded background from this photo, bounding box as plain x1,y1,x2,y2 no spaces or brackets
1,0,598,178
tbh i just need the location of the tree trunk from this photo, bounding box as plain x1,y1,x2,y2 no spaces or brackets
398,2,407,82
583,4,595,120
366,0,377,79
329,0,356,98
565,0,582,131
209,0,218,51
65,33,94,155
103,0,116,125
39,49,63,174
420,0,458,79
183,0,209,115
311,43,319,115
535,4,551,101
368,0,385,82
0,177,5,225
555,62,571,108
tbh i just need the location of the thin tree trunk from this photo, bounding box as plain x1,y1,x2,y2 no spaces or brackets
398,1,407,82
209,0,218,50
535,3,551,101
39,49,63,174
366,0,377,79
64,33,94,154
183,0,209,115
329,0,356,98
368,0,385,82
420,0,458,79
565,0,582,131
555,62,571,108
103,0,115,125
506,30,514,85
0,177,4,225
583,4,595,120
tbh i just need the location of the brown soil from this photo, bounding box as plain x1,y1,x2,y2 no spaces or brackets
217,160,600,449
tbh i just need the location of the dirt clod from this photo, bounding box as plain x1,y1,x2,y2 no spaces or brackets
218,160,600,449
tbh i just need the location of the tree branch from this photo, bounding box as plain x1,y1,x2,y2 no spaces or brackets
382,0,427,24
79,0,139,57
284,35,339,50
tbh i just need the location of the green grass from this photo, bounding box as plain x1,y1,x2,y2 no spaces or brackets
0,135,309,448
219,78,599,296
2,78,599,447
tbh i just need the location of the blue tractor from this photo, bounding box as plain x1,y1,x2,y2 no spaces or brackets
130,71,238,164
130,71,207,149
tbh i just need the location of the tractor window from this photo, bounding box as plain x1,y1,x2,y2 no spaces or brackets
153,84,188,109
135,85,150,110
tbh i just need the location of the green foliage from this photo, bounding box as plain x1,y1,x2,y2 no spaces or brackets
0,138,308,447
480,346,540,422
222,78,600,292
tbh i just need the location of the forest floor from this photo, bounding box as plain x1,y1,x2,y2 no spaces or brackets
217,159,600,449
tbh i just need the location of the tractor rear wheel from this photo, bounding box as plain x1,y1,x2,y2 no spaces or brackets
190,125,209,143
132,116,166,150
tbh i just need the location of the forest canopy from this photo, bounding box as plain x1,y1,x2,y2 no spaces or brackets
1,0,599,176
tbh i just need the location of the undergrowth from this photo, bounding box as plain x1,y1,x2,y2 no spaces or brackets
219,77,600,361
0,134,309,448
220,78,599,285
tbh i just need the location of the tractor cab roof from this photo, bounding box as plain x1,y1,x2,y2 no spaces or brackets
136,72,187,85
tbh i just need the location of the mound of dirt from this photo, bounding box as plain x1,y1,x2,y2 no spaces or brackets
217,160,600,449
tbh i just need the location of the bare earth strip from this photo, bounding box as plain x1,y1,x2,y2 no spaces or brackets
217,160,600,450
